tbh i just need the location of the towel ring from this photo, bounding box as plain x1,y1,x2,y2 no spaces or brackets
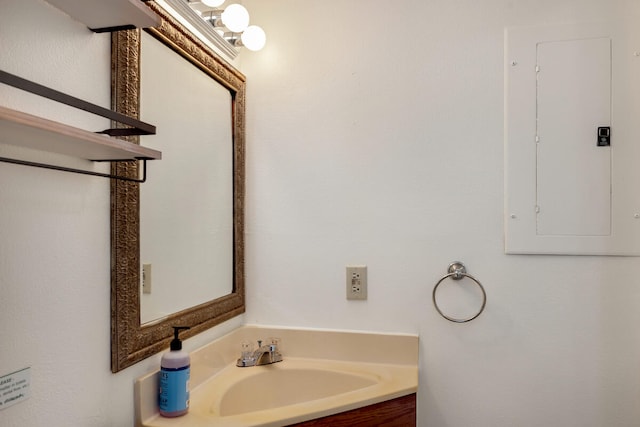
432,262,486,323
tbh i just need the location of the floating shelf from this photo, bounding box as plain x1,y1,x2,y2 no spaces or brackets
0,106,161,161
46,0,161,32
0,69,159,182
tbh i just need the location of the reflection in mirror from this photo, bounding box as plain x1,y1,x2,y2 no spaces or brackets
139,31,233,324
111,0,245,372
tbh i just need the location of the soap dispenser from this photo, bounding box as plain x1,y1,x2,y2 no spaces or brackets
159,326,190,417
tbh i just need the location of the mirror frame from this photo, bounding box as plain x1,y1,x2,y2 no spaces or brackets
110,1,245,373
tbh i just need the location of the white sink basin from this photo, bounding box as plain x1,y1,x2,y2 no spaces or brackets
187,357,415,426
216,363,378,416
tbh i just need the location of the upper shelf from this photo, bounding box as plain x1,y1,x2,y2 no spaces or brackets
0,106,161,161
45,0,161,32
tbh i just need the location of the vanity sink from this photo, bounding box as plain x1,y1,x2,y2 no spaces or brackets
136,326,419,427
215,360,378,416
187,357,414,426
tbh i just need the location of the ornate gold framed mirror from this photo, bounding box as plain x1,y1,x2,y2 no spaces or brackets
110,1,245,373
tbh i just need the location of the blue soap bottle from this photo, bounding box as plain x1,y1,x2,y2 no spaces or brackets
159,326,190,417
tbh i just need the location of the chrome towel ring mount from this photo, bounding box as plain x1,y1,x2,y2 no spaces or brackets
432,261,487,323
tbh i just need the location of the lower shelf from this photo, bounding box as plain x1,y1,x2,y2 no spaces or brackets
0,105,161,161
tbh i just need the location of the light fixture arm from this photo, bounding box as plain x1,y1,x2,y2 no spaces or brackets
223,31,242,47
202,9,224,27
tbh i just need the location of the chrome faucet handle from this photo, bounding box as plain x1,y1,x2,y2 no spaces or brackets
268,337,281,351
236,340,255,367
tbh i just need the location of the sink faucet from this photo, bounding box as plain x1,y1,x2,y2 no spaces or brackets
236,339,283,367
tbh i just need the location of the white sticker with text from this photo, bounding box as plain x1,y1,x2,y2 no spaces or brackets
0,368,31,411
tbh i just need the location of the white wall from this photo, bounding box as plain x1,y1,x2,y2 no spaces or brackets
0,1,243,426
2,0,640,426
239,0,640,426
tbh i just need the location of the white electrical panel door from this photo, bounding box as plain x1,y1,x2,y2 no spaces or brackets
536,38,612,236
505,23,640,255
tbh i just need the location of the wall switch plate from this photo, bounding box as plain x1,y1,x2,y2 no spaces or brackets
142,263,152,294
346,265,367,300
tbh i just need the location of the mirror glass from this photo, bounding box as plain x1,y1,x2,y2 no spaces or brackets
110,0,245,372
139,31,233,324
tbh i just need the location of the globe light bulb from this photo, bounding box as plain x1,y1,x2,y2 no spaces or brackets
240,25,266,51
201,0,225,7
221,4,249,32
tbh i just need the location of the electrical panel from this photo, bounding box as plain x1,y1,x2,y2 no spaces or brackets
505,23,640,255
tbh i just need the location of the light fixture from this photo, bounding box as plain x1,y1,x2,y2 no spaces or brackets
220,4,249,33
200,6,246,32
186,0,266,52
239,25,266,51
